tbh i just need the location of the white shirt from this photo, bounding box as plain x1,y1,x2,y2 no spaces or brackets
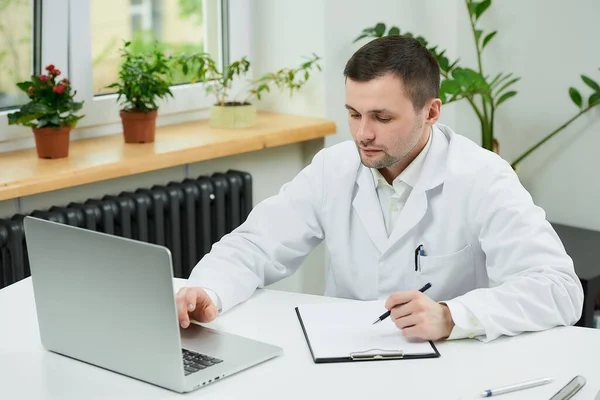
370,129,484,340
370,129,433,237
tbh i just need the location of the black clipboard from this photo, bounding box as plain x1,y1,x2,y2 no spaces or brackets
295,306,441,363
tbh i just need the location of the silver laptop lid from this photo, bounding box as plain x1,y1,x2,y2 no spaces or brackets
24,216,186,391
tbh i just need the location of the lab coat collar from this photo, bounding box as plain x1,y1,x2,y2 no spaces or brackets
352,124,450,255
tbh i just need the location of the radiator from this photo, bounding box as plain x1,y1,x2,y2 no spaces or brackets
0,170,252,289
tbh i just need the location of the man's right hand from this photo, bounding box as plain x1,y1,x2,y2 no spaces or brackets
175,287,218,328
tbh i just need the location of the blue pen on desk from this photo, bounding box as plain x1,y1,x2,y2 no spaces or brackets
481,377,553,397
372,282,431,325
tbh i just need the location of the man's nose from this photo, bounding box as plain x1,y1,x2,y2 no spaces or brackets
356,119,375,143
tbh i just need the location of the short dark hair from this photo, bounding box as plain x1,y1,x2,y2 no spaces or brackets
344,35,440,111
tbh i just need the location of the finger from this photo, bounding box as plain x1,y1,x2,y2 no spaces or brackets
401,325,426,340
394,313,422,330
385,290,421,310
185,289,197,312
175,288,191,328
390,301,416,320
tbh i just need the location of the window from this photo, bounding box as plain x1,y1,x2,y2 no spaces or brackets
69,0,229,130
91,0,212,96
0,0,36,110
0,0,250,150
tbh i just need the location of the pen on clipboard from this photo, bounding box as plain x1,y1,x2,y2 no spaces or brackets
372,282,432,325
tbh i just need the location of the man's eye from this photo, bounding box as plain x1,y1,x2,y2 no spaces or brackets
350,114,361,119
376,116,391,123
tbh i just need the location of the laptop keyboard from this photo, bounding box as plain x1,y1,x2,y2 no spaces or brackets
182,348,223,376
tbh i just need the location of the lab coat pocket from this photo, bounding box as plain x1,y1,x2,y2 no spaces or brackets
417,244,475,301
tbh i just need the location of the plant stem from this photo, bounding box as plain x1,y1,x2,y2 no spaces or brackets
466,0,489,126
510,105,595,168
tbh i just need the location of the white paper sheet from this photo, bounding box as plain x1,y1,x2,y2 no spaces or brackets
296,300,437,360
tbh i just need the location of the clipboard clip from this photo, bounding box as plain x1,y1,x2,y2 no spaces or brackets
349,348,404,361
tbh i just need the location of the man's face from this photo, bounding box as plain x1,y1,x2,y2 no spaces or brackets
345,73,429,171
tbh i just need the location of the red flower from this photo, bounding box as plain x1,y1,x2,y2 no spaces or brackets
50,69,61,76
45,64,55,71
39,75,49,82
53,84,65,94
27,86,33,95
61,78,70,85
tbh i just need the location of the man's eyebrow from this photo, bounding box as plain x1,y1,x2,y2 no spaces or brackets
344,104,393,114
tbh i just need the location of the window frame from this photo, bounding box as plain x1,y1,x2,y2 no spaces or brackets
0,0,252,151
0,0,68,151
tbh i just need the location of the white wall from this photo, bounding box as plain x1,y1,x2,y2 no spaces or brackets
249,0,328,295
250,0,326,118
319,0,600,231
459,0,600,230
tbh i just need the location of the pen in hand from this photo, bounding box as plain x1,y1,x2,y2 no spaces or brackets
372,282,432,325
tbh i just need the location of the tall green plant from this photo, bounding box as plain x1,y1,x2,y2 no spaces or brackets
355,0,600,169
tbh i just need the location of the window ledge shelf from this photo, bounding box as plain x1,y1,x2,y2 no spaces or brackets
0,112,336,201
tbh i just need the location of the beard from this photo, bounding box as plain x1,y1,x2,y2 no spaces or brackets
356,116,425,169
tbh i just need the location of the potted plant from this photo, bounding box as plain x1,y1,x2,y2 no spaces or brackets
355,0,600,170
107,41,173,143
7,64,84,159
173,52,322,128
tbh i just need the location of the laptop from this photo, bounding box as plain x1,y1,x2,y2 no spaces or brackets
23,216,282,393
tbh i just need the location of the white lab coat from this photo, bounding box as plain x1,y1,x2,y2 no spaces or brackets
188,123,583,341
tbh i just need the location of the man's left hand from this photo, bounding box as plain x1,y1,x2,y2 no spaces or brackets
385,291,455,341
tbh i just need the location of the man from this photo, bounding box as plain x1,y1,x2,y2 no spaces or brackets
176,35,583,342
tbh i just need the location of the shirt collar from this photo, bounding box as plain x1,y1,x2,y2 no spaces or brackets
371,127,433,189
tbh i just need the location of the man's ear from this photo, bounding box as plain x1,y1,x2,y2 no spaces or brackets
425,98,442,125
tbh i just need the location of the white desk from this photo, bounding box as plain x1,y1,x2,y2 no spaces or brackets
1,278,599,400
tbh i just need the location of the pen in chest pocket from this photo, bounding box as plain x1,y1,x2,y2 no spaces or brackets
414,244,426,271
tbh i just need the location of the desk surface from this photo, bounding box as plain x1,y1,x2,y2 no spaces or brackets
1,278,599,400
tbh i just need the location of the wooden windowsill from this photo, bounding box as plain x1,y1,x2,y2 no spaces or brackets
0,112,336,201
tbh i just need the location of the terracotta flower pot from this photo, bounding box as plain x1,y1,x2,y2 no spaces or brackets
120,110,158,143
32,126,71,159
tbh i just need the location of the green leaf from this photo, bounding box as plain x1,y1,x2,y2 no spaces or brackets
496,90,517,107
581,75,600,92
589,92,600,107
495,77,520,96
374,23,386,37
353,34,369,43
439,92,447,104
50,115,60,126
388,26,400,36
36,118,48,128
482,31,497,49
440,79,462,95
7,111,22,125
475,30,483,44
569,87,583,108
415,36,428,47
16,81,33,92
452,68,488,91
468,1,479,16
474,0,492,20
438,56,450,72
491,72,513,89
